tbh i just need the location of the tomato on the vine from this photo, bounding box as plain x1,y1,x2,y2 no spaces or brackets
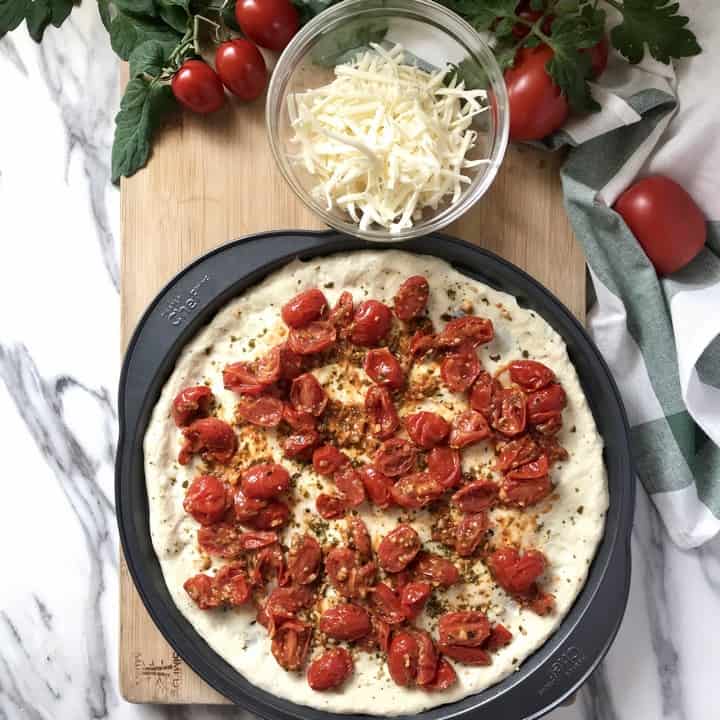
171,60,225,114
215,39,267,101
504,45,568,141
235,0,300,52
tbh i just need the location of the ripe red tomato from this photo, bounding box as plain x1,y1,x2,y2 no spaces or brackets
235,0,299,52
214,39,267,101
281,288,328,328
369,583,406,624
426,446,462,488
374,438,417,477
287,533,322,585
508,360,555,391
244,500,289,530
491,387,527,437
290,372,327,416
440,342,481,392
271,620,311,670
451,480,499,513
319,603,371,641
387,632,419,686
307,647,353,691
183,475,229,525
400,581,431,620
455,512,488,557
390,472,444,509
436,316,494,348
241,462,290,499
351,300,393,345
334,465,366,507
364,348,404,388
485,623,514,651
377,524,422,572
179,417,237,465
614,175,706,275
236,395,284,427
328,291,354,328
359,465,393,508
393,275,429,321
587,33,609,78
486,547,546,594
315,492,347,519
365,385,400,439
504,45,569,141
283,429,321,460
412,629,439,686
172,386,213,427
287,320,336,355
424,657,458,690
501,473,552,507
439,643,490,666
171,60,225,114
413,552,460,587
348,516,372,560
312,444,348,476
526,384,566,424
438,611,490,647
449,409,490,448
405,411,450,449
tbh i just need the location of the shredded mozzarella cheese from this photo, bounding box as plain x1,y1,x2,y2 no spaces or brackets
287,44,490,233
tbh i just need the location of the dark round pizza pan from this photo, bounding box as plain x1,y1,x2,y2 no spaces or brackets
116,230,634,719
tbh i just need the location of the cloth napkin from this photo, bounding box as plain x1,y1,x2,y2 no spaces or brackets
553,2,720,548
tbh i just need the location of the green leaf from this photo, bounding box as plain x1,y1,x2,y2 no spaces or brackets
158,4,188,33
98,0,113,33
443,0,517,32
26,0,52,41
111,76,176,181
611,0,701,64
0,0,29,36
529,0,544,9
110,10,182,60
221,1,240,30
114,0,156,15
310,18,388,67
128,38,176,77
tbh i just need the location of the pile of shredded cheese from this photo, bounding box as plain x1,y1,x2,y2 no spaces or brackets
287,44,490,233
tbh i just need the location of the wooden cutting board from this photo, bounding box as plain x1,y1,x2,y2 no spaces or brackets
119,95,585,703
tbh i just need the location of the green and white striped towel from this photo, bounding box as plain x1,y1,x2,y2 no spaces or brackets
556,3,719,548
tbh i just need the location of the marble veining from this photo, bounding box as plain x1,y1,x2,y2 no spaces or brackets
0,3,717,719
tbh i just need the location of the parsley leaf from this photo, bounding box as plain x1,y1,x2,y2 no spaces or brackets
610,0,701,64
111,77,177,182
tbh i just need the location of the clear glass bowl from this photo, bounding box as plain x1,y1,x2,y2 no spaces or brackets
266,0,509,242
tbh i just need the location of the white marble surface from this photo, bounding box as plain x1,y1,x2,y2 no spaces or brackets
0,4,718,719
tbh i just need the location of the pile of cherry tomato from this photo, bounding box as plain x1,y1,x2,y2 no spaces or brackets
171,0,299,113
170,272,573,692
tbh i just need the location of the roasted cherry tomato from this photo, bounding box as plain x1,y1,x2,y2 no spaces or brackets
347,516,372,560
283,429,321,460
369,583,406,624
508,360,555,391
213,562,252,605
438,643,490,666
184,573,219,609
424,657,458,691
171,60,225,114
405,411,450,449
436,316,494,348
530,592,556,616
325,547,376,599
172,386,213,427
364,348,404,389
507,454,548,480
290,372,327,416
236,395,284,427
350,300,393,345
377,524,421,573
214,38,267,101
316,493,347,519
495,434,541,471
288,320,336,355
365,385,400,439
319,603,371,641
374,438,417,477
183,475,229,525
197,519,244,558
387,632,419,687
400,581,431,620
469,371,500,417
312,444,349,476
223,361,268,396
282,288,328,328
451,480,499,513
250,544,287,587
307,647,353,691
286,533,322,585
236,530,278,550
426,446,462,489
614,175,706,275
505,45,569,141
485,623,513,651
390,472,444,509
393,275,429,321
455,513,488,557
486,547,546,594
234,488,268,523
282,404,316,431
359,465,394,508
449,409,490,448
438,611,490,647
335,465,366,507
440,342,481,392
413,629,439,686
271,620,312,670
413,552,460,587
179,417,237,465
241,462,290,499
409,331,436,357
526,384,566,424
501,474,552,507
491,387,527,437
234,0,299,52
328,291,354,329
